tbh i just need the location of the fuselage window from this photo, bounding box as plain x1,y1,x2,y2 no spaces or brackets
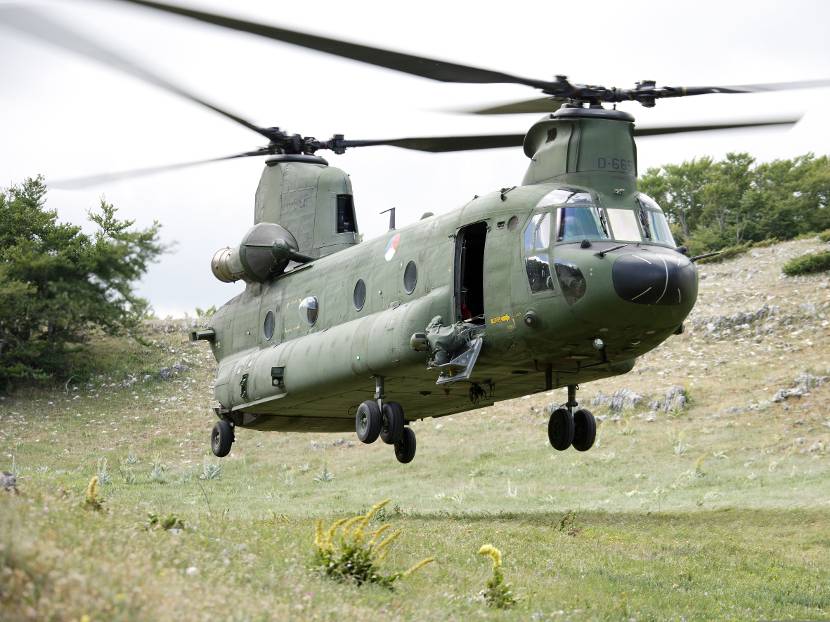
336,194,357,233
403,261,417,294
353,279,366,311
606,208,643,242
523,213,554,293
299,296,319,325
263,310,275,340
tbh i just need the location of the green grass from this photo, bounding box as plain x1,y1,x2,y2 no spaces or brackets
2,301,830,620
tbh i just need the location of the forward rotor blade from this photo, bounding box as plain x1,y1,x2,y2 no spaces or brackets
341,134,526,153
461,97,565,115
0,5,273,141
633,117,799,137
672,79,830,97
116,0,554,90
48,148,270,189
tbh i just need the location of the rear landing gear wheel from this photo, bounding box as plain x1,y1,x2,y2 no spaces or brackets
394,427,417,464
380,402,405,444
356,400,382,444
572,408,596,452
548,408,574,451
211,420,234,457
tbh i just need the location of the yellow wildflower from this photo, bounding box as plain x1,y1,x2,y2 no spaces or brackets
478,544,502,569
403,556,435,576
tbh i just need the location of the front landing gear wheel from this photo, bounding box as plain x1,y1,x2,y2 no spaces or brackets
572,408,596,452
394,427,417,464
356,400,382,444
380,402,405,444
211,420,234,457
548,408,574,451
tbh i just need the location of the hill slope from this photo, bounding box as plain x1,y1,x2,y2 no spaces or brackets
1,237,828,621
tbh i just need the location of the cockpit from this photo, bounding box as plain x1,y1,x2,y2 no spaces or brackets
531,187,676,247
522,187,678,296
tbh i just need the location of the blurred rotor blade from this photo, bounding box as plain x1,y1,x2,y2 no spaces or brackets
460,97,565,115
116,0,554,90
48,148,270,189
340,134,526,153
633,117,800,137
0,5,273,140
673,79,830,97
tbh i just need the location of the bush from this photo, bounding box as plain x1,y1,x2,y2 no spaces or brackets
818,230,830,243
312,499,433,588
782,251,830,276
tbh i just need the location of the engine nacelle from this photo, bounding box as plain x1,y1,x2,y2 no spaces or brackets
211,222,301,283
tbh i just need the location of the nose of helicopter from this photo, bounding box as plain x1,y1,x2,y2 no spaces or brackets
611,252,697,306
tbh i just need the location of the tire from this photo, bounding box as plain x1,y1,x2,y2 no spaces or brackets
211,420,234,457
572,408,597,452
380,402,405,444
548,407,574,451
394,427,417,464
355,400,382,444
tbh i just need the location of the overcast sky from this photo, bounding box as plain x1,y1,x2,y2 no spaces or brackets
2,0,829,316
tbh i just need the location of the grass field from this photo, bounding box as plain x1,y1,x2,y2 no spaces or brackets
2,237,830,621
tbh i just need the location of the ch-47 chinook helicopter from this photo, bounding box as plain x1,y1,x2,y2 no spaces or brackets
5,0,828,464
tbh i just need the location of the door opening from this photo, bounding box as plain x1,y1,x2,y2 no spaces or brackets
455,222,487,325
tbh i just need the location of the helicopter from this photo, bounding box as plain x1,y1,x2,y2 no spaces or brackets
4,1,828,464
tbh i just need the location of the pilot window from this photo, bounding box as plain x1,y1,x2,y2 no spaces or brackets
555,206,609,242
606,208,643,242
524,213,554,293
336,194,357,233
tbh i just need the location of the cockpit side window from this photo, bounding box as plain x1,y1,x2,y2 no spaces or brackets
637,193,676,246
523,213,554,293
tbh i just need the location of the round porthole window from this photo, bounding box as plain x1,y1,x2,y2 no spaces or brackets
299,296,318,325
403,261,417,294
263,310,275,340
353,279,366,311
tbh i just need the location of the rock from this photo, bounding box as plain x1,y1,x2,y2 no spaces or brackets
772,372,829,402
1,471,17,493
591,388,644,412
649,386,688,413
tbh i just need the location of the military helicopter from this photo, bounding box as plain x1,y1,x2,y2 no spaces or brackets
4,1,828,464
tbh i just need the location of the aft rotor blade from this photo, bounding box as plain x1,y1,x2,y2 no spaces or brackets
0,5,273,141
340,134,526,153
48,148,270,189
633,117,800,137
115,0,554,90
461,97,565,115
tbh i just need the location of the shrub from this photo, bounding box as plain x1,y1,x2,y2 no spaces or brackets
312,499,434,588
818,229,830,243
147,513,184,531
478,544,516,609
782,251,830,276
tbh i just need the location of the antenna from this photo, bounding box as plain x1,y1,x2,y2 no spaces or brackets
380,207,396,231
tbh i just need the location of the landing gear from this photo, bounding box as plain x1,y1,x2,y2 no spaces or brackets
572,408,597,452
548,384,596,452
355,376,417,463
548,408,574,450
211,419,234,457
394,427,417,464
355,400,382,444
380,402,405,444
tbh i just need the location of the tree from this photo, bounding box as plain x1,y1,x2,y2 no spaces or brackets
639,153,830,254
0,176,163,390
